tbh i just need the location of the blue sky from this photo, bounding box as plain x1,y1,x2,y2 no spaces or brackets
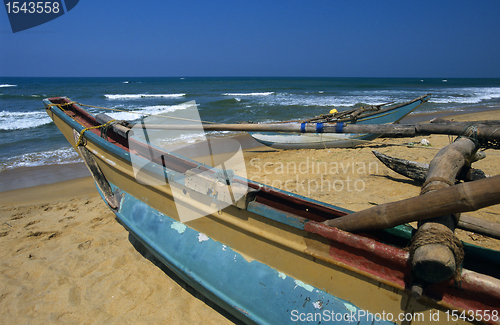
1,0,499,77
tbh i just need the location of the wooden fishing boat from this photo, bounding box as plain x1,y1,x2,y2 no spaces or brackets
250,94,431,149
44,97,500,325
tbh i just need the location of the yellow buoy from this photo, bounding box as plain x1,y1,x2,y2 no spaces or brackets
329,108,338,114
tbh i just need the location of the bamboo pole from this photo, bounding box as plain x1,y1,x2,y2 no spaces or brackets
322,174,500,232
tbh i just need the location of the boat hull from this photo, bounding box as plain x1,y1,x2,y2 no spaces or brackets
250,132,380,149
250,95,429,149
44,97,500,325
112,185,399,324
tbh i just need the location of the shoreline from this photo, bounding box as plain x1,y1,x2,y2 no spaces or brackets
2,106,498,193
0,162,90,193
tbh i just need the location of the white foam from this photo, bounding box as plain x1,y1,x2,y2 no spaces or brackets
104,103,194,121
0,84,17,88
154,132,207,146
261,93,394,107
105,93,186,100
223,92,274,96
430,87,500,104
0,110,52,130
0,147,82,171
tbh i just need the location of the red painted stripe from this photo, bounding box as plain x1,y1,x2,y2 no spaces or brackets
304,221,409,286
304,221,500,322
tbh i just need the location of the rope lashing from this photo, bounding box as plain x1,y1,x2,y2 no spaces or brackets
75,120,116,147
409,226,464,282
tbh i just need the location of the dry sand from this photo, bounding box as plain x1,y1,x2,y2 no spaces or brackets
1,109,499,324
0,178,237,324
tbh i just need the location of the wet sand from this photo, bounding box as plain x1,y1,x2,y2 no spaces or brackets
1,109,499,323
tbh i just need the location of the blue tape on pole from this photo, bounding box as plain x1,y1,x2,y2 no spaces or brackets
301,123,306,133
335,122,344,133
316,123,324,133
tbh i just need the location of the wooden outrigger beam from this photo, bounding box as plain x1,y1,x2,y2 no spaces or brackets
123,122,500,142
322,174,500,233
372,150,500,240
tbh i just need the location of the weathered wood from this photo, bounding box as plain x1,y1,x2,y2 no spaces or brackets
73,130,121,209
459,215,500,240
323,173,500,231
411,137,477,284
416,123,500,141
372,150,488,183
129,122,500,142
411,224,457,283
372,151,429,183
95,113,130,137
372,150,499,240
430,118,500,126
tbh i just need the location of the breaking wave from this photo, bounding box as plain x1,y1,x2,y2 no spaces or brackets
104,93,186,100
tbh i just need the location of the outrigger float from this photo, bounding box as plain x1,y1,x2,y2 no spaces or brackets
44,97,500,324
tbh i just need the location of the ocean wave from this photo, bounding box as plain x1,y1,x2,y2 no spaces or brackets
153,132,207,146
0,93,44,100
0,110,52,130
208,98,244,107
429,87,500,104
0,147,82,172
260,93,395,108
103,102,196,121
104,93,186,100
151,130,234,148
223,92,274,96
0,84,17,88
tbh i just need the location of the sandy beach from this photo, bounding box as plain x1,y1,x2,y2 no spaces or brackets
1,109,500,323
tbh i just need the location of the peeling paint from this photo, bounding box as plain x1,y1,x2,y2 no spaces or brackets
171,221,186,234
343,302,357,313
312,300,323,309
106,158,116,166
294,280,314,292
278,272,287,280
197,233,209,242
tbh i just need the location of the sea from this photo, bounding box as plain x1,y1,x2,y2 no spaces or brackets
1,77,500,178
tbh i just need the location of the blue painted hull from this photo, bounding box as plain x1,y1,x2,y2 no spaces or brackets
110,185,394,325
250,95,430,149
